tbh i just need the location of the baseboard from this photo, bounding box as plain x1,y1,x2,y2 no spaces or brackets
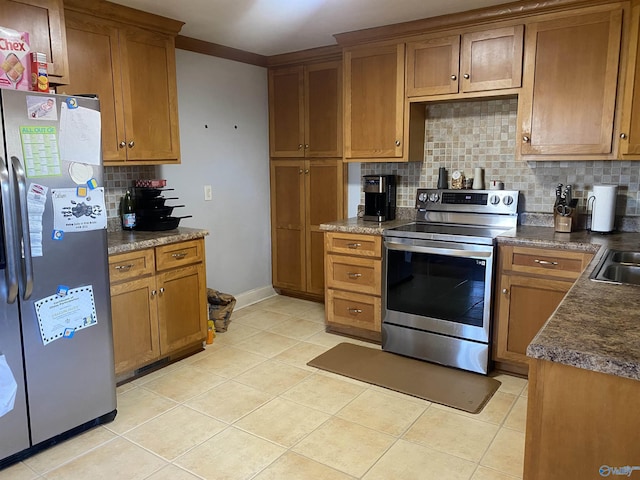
234,285,277,310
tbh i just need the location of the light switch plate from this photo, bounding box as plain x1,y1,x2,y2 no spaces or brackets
204,185,212,201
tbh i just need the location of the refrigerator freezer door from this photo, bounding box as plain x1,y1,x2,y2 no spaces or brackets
0,90,116,446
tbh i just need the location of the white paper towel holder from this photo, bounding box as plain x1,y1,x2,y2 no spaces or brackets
587,184,618,233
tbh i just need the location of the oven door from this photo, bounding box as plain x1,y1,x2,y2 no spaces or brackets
383,236,494,343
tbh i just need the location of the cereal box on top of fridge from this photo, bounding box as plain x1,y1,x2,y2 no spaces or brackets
0,26,30,90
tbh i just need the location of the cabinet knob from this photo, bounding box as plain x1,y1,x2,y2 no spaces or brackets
299,169,304,174
450,75,457,80
119,141,126,149
159,287,165,294
522,136,530,143
502,288,508,294
304,144,309,149
534,259,558,266
395,140,401,147
128,141,135,148
298,144,303,149
620,133,628,139
151,290,157,297
463,74,470,79
348,308,363,314
305,169,309,174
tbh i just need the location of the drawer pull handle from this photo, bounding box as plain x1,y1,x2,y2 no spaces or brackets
347,272,362,279
172,252,188,259
347,243,361,249
115,264,133,271
534,259,558,266
348,308,362,314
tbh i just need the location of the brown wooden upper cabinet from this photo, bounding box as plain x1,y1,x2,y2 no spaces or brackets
619,1,640,158
62,2,182,165
407,25,524,97
268,61,342,158
517,6,623,160
0,0,69,84
344,43,424,162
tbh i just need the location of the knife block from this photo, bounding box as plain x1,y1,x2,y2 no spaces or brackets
554,207,578,232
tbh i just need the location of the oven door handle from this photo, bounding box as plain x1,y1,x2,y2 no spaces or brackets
384,241,492,259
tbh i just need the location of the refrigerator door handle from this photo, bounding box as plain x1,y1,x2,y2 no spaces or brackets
0,156,19,303
11,156,33,300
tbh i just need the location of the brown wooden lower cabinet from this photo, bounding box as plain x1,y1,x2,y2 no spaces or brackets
493,245,593,375
324,232,382,342
525,359,640,479
109,238,208,379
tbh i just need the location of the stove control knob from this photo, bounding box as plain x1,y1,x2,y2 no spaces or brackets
489,195,501,205
418,192,428,203
503,195,514,206
429,193,440,203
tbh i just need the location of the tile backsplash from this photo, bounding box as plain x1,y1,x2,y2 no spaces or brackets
361,98,640,217
104,165,156,219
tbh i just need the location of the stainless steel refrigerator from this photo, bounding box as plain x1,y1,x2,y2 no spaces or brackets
0,90,116,467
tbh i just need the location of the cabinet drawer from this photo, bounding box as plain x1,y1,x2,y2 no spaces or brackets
109,249,154,283
325,232,381,258
156,240,204,271
502,246,593,280
326,254,381,295
326,289,381,332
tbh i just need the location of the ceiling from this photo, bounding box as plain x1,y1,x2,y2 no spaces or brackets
108,0,514,56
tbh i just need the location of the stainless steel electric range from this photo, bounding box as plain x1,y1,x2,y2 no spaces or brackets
382,189,519,374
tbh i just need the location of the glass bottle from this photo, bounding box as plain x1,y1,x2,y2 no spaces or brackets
121,190,136,230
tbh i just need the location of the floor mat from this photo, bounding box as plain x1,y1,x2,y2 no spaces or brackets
308,342,501,414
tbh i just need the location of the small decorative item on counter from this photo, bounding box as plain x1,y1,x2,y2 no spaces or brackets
134,179,167,188
472,167,484,190
0,27,30,90
437,167,448,189
30,52,47,92
451,170,464,189
463,178,473,189
121,190,136,230
489,180,504,190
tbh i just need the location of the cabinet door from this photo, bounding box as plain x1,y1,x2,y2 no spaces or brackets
270,160,306,291
460,25,523,92
119,26,180,163
619,2,640,157
269,66,304,157
344,43,405,159
305,159,344,295
407,36,460,96
156,264,207,354
63,12,127,162
494,273,571,369
305,61,342,158
0,0,69,83
110,276,160,375
518,9,622,158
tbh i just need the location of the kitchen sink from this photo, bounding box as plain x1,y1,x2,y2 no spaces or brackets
591,250,640,286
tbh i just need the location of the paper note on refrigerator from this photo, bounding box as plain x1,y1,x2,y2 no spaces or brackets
19,125,62,178
27,183,48,257
51,187,106,232
0,355,17,417
34,286,98,345
59,103,101,166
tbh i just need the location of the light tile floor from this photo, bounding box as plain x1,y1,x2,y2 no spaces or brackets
1,295,528,480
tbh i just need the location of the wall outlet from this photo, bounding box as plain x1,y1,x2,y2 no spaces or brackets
204,185,212,201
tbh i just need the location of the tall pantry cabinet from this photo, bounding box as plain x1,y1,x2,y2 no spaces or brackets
268,56,345,299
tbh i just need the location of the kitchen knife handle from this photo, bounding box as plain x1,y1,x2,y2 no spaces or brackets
11,156,33,300
0,156,18,303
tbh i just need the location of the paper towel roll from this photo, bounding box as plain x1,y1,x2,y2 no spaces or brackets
589,185,618,233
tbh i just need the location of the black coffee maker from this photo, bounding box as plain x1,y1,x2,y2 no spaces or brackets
363,175,396,222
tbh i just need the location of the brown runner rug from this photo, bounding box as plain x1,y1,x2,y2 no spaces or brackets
307,343,501,414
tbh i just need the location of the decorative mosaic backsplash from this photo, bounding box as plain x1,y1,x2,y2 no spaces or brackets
104,165,157,219
361,98,640,217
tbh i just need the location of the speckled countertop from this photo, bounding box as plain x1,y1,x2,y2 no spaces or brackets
107,227,209,255
321,218,640,381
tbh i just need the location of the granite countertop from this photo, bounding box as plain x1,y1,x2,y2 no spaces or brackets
321,218,640,381
107,227,209,255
